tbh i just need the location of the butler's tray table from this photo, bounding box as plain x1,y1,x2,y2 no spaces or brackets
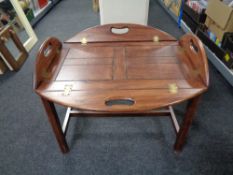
34,24,209,153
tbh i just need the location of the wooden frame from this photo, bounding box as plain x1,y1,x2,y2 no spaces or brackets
0,25,28,71
0,56,7,74
40,96,201,153
9,0,37,51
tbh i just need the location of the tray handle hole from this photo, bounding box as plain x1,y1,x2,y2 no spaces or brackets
111,27,129,34
105,98,135,106
190,39,199,53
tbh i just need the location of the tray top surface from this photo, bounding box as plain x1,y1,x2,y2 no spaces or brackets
35,24,208,112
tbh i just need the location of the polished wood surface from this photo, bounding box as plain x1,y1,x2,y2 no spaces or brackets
34,24,209,153
66,24,176,43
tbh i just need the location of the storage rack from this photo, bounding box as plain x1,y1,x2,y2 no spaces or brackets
30,0,61,26
157,0,233,87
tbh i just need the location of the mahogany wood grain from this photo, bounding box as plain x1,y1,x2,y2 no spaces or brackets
179,34,209,86
34,24,209,153
66,23,177,43
38,89,205,112
34,37,65,89
41,98,69,153
174,95,202,151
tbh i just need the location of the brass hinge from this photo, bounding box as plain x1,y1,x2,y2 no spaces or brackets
168,83,178,94
81,37,87,45
63,85,73,96
153,36,160,43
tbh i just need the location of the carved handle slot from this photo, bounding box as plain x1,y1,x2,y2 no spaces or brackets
105,98,135,106
111,27,129,34
34,37,62,89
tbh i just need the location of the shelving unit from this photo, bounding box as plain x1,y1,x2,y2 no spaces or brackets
157,0,233,87
33,1,52,17
30,0,60,26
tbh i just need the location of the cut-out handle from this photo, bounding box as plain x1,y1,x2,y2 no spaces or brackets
105,98,135,106
39,38,62,60
34,37,62,89
43,44,52,57
179,33,209,86
190,39,199,53
111,26,129,34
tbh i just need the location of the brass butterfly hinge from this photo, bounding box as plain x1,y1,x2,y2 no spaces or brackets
168,83,178,94
153,36,160,43
63,85,73,96
81,37,88,45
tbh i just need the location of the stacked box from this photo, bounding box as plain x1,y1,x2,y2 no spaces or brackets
205,0,233,41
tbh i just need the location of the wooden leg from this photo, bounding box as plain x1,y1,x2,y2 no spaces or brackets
41,98,69,153
174,95,201,151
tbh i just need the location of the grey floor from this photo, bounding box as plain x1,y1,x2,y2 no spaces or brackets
0,0,233,175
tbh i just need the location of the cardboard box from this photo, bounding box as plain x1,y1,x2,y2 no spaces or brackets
163,0,182,17
205,0,233,41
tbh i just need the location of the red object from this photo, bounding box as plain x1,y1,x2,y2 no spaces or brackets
38,0,48,9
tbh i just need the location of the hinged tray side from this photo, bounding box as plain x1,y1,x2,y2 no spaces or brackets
65,23,177,43
33,37,68,89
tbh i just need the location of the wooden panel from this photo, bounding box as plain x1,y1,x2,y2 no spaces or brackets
56,65,113,81
65,41,178,48
66,47,114,59
39,89,205,112
126,45,177,57
176,47,203,85
38,79,204,92
127,64,184,80
113,47,126,80
63,57,112,65
66,23,176,43
127,56,178,65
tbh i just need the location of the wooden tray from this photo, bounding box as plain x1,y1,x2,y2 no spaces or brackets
34,24,209,153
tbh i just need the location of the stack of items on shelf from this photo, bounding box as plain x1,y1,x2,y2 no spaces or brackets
181,0,233,69
182,0,208,33
186,0,208,13
196,0,233,69
19,0,49,22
